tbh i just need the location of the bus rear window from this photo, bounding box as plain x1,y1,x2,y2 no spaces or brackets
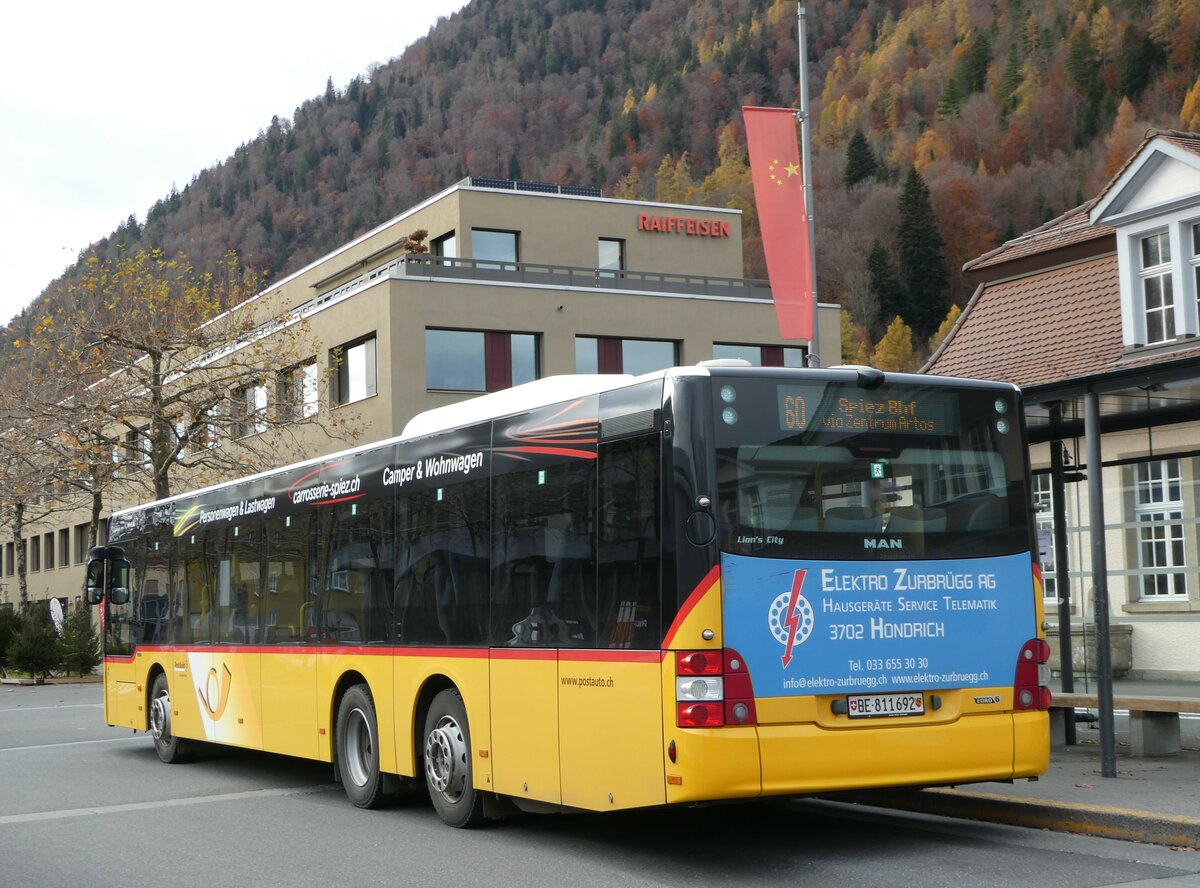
713,378,1029,560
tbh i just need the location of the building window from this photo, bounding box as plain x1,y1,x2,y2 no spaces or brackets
1140,231,1175,344
58,528,70,568
29,536,40,573
279,360,319,421
576,337,678,375
234,382,269,437
1032,472,1056,600
4,542,12,576
1133,458,1187,599
74,523,89,564
598,238,625,276
331,335,377,406
713,343,807,367
432,231,457,258
471,229,518,269
1192,222,1200,325
426,329,538,392
43,532,55,572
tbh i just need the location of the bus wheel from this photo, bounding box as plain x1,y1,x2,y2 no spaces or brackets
149,673,194,764
336,684,388,809
423,689,484,828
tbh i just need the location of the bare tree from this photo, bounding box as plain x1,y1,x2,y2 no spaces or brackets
16,248,358,504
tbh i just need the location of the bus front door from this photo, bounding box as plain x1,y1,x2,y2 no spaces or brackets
102,596,141,730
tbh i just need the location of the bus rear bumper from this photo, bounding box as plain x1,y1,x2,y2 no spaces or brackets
665,711,1048,804
759,711,1048,795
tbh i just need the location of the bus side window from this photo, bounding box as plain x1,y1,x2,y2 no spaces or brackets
263,511,310,644
597,435,661,649
491,459,596,647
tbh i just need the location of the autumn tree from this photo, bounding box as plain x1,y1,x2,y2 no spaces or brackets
872,316,918,372
840,312,873,366
896,167,950,339
21,249,355,503
927,304,961,354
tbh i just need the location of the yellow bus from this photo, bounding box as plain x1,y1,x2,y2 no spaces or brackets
86,365,1049,827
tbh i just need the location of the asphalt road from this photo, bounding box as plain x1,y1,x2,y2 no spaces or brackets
2,682,1199,888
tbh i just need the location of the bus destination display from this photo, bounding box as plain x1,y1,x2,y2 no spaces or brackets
777,385,952,435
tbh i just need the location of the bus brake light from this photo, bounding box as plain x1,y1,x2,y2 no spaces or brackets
1013,638,1052,711
675,648,757,727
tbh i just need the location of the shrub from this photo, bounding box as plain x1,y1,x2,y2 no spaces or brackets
6,605,63,679
60,605,101,677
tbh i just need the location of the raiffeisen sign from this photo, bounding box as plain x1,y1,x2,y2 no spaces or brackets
637,214,731,237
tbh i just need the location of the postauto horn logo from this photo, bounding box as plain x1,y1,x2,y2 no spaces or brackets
768,569,814,668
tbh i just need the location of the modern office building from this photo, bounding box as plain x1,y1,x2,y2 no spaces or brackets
1,178,840,611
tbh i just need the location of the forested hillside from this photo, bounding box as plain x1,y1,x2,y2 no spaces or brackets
6,0,1199,365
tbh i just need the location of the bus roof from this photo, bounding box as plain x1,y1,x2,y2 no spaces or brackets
108,365,1017,519
401,374,635,439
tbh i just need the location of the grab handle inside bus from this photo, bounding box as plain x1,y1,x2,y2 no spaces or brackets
84,545,131,606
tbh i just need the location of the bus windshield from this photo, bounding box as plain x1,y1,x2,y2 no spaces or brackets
713,377,1030,560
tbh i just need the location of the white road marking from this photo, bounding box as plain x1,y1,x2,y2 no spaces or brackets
0,736,146,753
0,784,340,826
0,704,104,713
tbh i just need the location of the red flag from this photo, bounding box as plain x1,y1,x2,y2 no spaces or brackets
743,106,813,341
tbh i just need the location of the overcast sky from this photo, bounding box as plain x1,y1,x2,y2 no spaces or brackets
0,0,468,327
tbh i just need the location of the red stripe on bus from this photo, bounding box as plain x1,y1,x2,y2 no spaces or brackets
1032,560,1042,584
558,650,663,664
104,655,135,664
660,564,721,649
128,644,490,658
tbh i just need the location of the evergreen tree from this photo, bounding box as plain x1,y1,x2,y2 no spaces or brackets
896,168,950,339
6,605,62,679
951,31,993,97
997,50,1024,119
843,130,878,188
60,605,101,678
867,239,906,335
0,608,18,677
1117,25,1165,100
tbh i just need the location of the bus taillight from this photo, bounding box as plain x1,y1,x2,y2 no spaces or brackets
1013,638,1052,710
675,648,757,727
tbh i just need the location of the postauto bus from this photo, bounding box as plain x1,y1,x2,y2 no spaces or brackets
85,364,1049,827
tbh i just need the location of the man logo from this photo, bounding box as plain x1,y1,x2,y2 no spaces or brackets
864,538,903,550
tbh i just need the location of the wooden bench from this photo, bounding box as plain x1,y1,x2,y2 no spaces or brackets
1051,692,1200,756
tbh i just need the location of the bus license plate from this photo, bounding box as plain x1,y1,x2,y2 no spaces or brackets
846,692,925,719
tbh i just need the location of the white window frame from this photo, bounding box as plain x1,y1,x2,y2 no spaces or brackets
1117,212,1200,348
1139,230,1175,345
1133,458,1188,600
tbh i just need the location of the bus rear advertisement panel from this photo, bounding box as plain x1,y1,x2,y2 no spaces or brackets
722,551,1035,699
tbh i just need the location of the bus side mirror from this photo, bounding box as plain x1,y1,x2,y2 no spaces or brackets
83,546,131,605
109,558,132,605
84,558,105,605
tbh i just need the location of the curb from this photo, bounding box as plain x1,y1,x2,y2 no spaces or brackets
829,788,1200,850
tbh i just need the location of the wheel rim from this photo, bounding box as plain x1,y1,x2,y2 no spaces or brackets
149,688,171,743
425,714,468,802
343,707,374,788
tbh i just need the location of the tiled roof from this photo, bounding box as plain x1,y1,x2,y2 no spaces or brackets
931,131,1200,389
965,202,1111,272
926,255,1124,387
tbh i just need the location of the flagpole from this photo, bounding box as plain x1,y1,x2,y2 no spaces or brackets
797,5,820,367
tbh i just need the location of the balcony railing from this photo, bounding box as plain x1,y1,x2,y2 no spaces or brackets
396,254,772,301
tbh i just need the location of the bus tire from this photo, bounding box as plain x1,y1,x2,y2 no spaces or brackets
149,673,195,764
336,684,389,809
423,688,484,828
